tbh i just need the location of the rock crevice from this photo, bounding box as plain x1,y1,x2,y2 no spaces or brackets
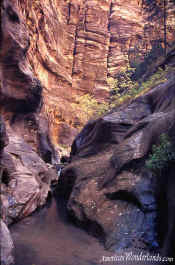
60,61,175,255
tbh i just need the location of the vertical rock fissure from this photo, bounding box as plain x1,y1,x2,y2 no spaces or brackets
84,3,87,32
71,25,78,78
107,0,114,77
67,1,71,25
3,0,174,148
163,0,167,58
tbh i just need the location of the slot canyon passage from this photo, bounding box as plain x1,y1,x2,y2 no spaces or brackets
0,0,175,265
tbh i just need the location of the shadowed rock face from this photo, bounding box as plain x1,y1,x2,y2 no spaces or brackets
0,119,57,265
0,220,14,265
0,0,58,226
0,120,14,265
1,131,58,225
0,116,8,157
0,118,58,225
0,0,58,163
1,0,174,146
0,0,42,114
60,69,175,255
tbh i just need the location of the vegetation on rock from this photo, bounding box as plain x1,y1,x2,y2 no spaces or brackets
72,65,175,126
71,94,109,126
146,134,175,174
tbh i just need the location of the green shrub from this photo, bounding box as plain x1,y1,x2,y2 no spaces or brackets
72,66,174,127
107,67,137,96
146,134,175,174
107,65,173,108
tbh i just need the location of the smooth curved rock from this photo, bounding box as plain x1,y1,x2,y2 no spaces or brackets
1,0,174,146
1,131,57,224
0,0,58,163
61,73,175,254
0,0,42,114
0,220,14,265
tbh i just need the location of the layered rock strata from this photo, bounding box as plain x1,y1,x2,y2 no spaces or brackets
0,0,59,223
0,0,58,162
1,0,174,146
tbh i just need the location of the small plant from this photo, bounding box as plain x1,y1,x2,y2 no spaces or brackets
146,134,175,174
107,66,137,96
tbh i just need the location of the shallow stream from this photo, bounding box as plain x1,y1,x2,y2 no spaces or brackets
10,195,112,265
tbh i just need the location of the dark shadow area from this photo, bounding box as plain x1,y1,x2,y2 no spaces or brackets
6,5,20,23
1,168,10,185
56,168,76,200
10,194,110,265
13,243,39,265
106,190,142,210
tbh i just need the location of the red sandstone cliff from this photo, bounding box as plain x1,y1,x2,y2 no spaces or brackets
1,0,175,149
0,2,175,263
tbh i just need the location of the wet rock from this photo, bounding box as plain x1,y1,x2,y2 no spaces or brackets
0,220,14,265
61,75,175,254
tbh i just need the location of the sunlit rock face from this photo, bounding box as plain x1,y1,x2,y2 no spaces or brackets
16,0,112,146
1,0,175,146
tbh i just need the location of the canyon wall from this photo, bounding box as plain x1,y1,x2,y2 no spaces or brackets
0,0,58,232
1,0,175,149
0,1,175,262
60,51,175,253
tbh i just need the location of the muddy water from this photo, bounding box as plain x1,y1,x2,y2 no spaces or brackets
10,194,163,265
10,195,112,265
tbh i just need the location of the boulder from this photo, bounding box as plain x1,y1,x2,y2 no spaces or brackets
1,130,57,224
61,75,175,255
0,220,14,265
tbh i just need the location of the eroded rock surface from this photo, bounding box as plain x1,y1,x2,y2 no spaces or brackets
0,120,14,265
0,0,58,163
0,116,8,157
1,0,60,229
0,220,14,265
0,117,57,225
1,0,174,146
1,130,57,225
61,71,175,255
0,0,59,224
